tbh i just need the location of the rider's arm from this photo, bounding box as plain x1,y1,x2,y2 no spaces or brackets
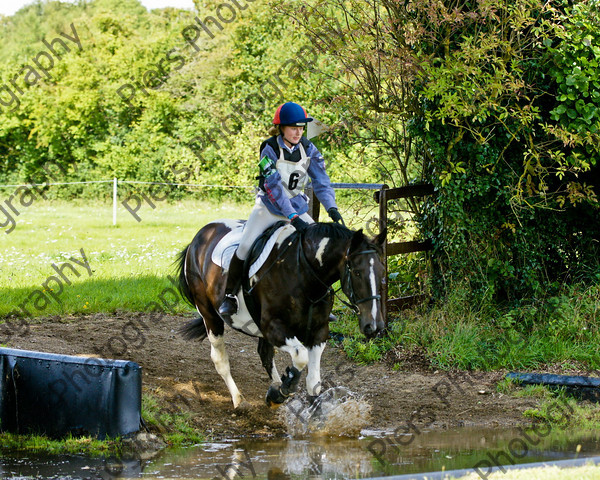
260,144,298,219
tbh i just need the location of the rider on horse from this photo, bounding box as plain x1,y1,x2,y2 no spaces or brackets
218,101,344,318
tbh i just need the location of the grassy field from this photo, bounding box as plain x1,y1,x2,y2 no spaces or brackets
452,464,600,480
0,199,253,318
2,198,599,375
0,191,387,320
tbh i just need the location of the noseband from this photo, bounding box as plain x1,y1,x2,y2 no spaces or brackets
342,248,382,310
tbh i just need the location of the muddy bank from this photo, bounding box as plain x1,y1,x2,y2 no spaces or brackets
8,313,540,439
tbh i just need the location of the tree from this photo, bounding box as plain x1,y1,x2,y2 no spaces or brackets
282,0,600,301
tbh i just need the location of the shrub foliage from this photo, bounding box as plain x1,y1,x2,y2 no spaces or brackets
287,0,600,301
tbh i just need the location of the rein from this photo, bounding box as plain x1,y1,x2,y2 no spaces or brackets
298,237,381,317
247,229,381,338
342,248,382,307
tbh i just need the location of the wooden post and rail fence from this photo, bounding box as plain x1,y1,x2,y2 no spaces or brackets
308,182,435,324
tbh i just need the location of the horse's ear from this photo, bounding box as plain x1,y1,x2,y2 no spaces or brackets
350,229,365,252
373,228,387,247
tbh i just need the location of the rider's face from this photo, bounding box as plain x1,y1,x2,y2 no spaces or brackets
281,125,304,146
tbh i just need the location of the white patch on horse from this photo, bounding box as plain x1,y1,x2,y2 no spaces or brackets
218,218,244,230
306,342,326,396
207,332,245,408
184,245,192,286
280,337,309,371
229,289,263,337
369,258,378,320
315,238,330,267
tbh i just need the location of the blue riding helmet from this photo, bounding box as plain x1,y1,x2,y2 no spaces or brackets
273,102,314,126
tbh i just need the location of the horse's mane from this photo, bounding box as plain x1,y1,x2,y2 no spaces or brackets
306,222,355,241
306,221,384,256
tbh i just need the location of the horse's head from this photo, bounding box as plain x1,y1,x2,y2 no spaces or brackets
342,229,387,338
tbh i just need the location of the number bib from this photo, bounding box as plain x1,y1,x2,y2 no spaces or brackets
276,142,311,199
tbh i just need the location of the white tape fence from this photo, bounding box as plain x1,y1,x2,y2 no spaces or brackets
0,178,254,226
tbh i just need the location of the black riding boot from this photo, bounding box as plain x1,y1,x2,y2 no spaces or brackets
218,253,245,318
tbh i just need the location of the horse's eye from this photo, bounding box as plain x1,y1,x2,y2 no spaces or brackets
354,271,361,277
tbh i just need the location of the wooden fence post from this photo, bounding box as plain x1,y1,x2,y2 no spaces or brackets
377,185,389,327
306,186,321,221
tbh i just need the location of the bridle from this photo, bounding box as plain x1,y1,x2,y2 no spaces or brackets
341,248,382,312
255,231,382,322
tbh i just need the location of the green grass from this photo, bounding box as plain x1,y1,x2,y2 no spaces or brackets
0,432,122,455
496,379,600,430
522,393,600,431
141,393,204,447
0,390,204,455
454,465,600,480
0,199,252,318
330,282,600,371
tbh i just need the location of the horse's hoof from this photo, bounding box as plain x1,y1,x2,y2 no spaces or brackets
265,385,286,407
267,399,283,409
280,366,301,396
235,399,253,411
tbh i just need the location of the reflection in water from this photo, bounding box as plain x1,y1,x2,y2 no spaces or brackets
265,438,375,478
138,437,376,479
1,427,599,479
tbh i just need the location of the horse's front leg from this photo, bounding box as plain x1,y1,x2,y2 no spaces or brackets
266,337,308,407
306,342,326,401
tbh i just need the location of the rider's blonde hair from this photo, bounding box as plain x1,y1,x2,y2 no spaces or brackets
268,125,281,137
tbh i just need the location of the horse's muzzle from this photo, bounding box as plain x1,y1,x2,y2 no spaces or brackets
361,318,386,339
363,323,376,338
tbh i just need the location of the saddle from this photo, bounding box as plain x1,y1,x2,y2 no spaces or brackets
211,220,296,325
211,220,296,281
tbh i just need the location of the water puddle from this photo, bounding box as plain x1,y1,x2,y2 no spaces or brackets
2,427,599,479
2,388,599,479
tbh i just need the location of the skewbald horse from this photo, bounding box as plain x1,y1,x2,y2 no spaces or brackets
176,220,386,407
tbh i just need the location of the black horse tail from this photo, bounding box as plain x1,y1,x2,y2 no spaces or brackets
175,245,195,308
175,245,208,342
180,317,207,341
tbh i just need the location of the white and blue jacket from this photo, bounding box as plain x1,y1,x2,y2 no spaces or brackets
258,135,337,218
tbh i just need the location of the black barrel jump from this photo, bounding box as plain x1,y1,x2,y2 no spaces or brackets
0,348,141,439
507,372,600,402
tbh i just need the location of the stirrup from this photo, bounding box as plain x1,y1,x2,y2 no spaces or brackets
218,294,238,316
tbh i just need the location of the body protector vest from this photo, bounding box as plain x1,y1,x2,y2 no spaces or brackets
258,136,311,198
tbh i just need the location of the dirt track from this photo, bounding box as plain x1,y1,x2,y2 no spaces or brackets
8,313,541,440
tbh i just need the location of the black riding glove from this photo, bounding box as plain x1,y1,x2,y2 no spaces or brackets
291,216,309,233
328,207,344,224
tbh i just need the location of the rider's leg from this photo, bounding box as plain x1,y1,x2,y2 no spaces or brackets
218,253,244,317
299,212,315,224
218,199,284,317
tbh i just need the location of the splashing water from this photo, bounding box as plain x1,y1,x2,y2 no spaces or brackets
280,387,372,437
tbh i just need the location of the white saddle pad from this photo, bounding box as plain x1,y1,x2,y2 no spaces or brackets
211,221,296,278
